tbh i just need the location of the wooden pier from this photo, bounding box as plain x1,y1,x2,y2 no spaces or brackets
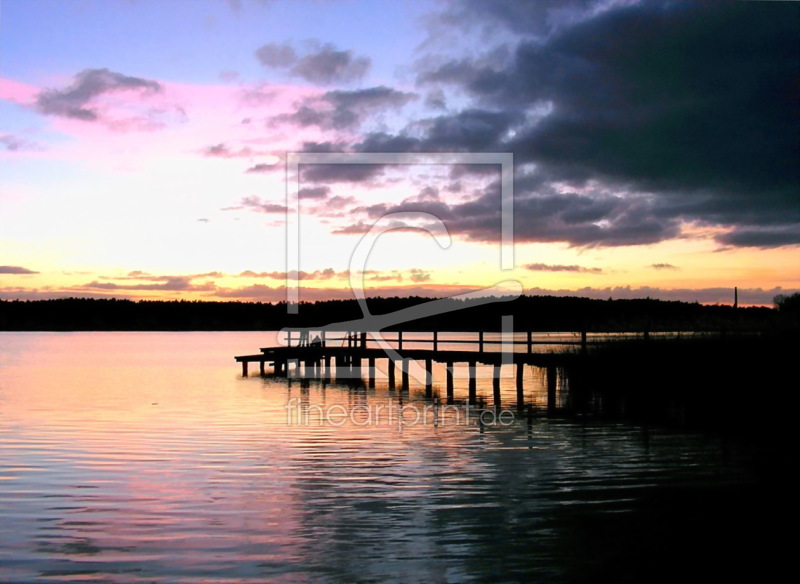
234,330,615,408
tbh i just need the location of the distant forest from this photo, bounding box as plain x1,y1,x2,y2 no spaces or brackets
2,295,797,332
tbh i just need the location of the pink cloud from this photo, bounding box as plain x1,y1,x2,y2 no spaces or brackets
0,78,38,104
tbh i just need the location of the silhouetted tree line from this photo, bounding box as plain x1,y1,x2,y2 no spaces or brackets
0,295,785,332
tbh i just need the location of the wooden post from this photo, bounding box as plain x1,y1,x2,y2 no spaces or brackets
479,331,484,353
547,364,557,414
321,330,326,347
516,362,524,410
322,357,330,381
388,359,396,388
360,331,367,349
425,358,433,398
259,360,265,376
241,361,248,377
352,357,361,377
446,362,454,404
401,358,410,390
527,331,533,354
335,355,346,380
468,361,477,405
493,363,501,406
368,357,375,388
433,331,438,352
398,331,403,351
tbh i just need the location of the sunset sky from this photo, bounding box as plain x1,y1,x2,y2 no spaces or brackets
1,0,798,306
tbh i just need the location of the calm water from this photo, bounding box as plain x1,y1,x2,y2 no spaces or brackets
0,332,767,583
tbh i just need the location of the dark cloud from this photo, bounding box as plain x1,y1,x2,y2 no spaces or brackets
331,218,432,235
298,140,350,153
240,196,288,213
301,163,384,184
715,226,800,249
354,109,522,153
292,44,370,85
415,186,440,201
321,195,356,211
524,263,603,274
423,109,523,151
0,266,39,274
650,263,679,271
332,221,376,235
255,42,298,68
408,1,800,247
36,68,162,121
274,86,416,130
347,183,678,247
203,143,256,158
246,163,279,173
424,89,447,110
291,140,388,183
255,41,370,85
298,186,330,199
437,0,599,38
357,198,455,222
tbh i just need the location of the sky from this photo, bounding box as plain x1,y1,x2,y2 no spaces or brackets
1,0,798,307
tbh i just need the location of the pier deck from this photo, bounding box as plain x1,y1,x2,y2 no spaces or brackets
234,330,604,407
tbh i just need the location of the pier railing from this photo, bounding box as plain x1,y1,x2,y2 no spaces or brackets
280,329,737,353
237,328,761,406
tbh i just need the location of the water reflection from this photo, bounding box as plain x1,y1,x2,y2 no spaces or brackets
0,332,765,583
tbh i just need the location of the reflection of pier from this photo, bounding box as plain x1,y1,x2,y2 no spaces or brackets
235,330,606,409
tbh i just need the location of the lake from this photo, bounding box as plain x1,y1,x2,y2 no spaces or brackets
0,332,772,583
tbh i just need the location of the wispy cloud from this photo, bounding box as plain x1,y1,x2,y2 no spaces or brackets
202,143,256,158
36,68,162,122
80,278,215,292
524,263,603,274
255,41,371,85
245,163,279,173
1,134,39,152
298,186,330,200
273,86,416,130
239,196,287,213
0,266,39,274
